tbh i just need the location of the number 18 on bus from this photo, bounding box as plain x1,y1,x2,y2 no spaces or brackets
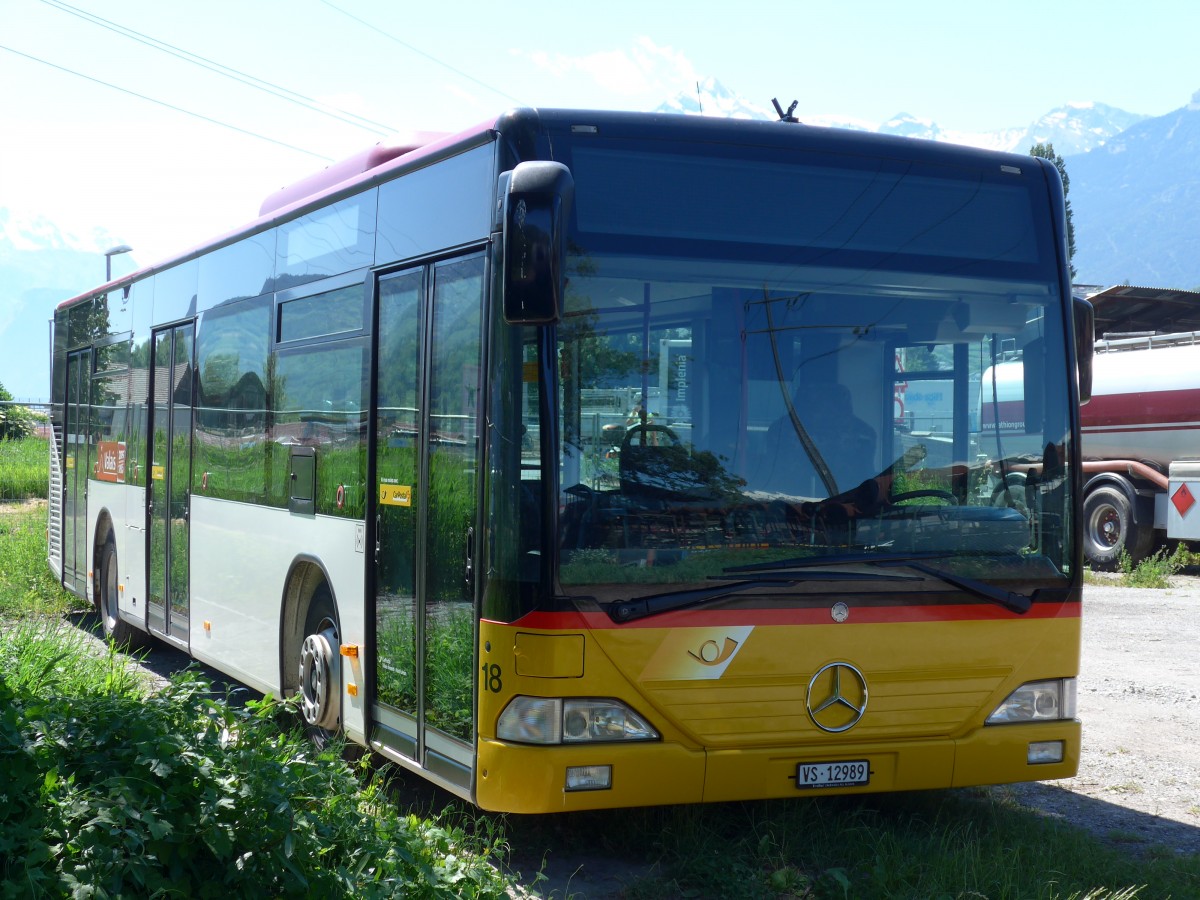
49,108,1092,812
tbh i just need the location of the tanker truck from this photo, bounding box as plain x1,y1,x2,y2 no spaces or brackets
981,285,1200,569
1077,329,1200,568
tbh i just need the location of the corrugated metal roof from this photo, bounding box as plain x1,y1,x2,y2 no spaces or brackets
1087,284,1200,336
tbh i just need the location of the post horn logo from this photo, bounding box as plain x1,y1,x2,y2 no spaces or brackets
806,662,868,733
688,636,740,666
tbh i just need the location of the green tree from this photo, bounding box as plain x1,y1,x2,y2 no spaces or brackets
0,380,37,441
1030,142,1077,281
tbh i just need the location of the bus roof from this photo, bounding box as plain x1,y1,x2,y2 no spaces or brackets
59,108,1049,310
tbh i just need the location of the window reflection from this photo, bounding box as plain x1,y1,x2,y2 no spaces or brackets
194,298,271,504
270,341,368,517
551,259,1067,594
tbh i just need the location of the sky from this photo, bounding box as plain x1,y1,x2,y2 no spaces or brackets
2,0,1199,398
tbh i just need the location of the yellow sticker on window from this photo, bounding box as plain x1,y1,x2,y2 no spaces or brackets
151,465,166,481
379,483,412,507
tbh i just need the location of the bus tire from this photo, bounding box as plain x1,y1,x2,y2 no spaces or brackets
1083,485,1152,570
297,585,341,739
98,540,142,647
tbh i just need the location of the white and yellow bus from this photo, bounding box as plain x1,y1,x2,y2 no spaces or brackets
49,108,1091,813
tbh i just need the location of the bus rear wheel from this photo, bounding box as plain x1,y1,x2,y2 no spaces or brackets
1083,485,1153,570
297,587,341,738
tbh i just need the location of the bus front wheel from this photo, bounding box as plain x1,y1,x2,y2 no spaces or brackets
297,586,341,737
1083,485,1152,570
98,540,141,647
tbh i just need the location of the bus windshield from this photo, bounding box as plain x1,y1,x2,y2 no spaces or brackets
531,136,1073,610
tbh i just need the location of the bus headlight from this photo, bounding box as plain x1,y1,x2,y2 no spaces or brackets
497,696,659,744
986,678,1077,724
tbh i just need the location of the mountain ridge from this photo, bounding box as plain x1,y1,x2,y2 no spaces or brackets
655,77,1148,156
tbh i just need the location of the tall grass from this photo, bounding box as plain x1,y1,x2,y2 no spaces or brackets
0,501,81,616
0,436,49,500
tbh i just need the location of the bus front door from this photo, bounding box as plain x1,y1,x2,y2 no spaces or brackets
146,323,195,649
372,255,485,797
62,348,91,595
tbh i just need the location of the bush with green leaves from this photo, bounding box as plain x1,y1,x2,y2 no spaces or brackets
0,619,512,898
0,380,38,442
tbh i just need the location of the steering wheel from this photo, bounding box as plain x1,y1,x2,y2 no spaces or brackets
622,422,680,449
890,489,958,506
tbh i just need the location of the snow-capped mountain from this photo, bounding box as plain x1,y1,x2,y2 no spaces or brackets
655,79,1144,155
1018,101,1147,157
656,76,777,120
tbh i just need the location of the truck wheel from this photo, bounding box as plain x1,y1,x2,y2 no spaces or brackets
297,586,341,741
1083,486,1152,570
98,540,142,647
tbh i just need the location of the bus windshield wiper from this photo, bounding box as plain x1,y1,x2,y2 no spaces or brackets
723,550,952,574
723,551,1035,615
607,570,919,624
874,559,1033,615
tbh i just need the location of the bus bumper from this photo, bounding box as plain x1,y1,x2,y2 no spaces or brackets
477,720,1079,812
703,720,1081,802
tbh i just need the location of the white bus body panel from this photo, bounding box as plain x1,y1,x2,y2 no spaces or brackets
122,484,148,624
189,495,368,742
86,480,149,628
86,479,126,608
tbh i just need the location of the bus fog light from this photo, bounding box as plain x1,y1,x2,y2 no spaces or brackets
497,697,562,744
565,765,612,792
1028,740,1064,764
987,678,1076,724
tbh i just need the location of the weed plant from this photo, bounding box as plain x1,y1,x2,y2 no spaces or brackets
1117,543,1191,588
0,619,512,898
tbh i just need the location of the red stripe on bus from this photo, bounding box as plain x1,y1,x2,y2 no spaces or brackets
496,600,1081,630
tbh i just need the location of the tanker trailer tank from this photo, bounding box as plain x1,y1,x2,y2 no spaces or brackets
1079,333,1200,568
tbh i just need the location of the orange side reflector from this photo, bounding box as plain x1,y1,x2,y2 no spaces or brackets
347,683,359,697
203,620,212,633
340,644,359,659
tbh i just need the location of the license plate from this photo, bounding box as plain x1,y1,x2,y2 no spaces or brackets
795,759,870,789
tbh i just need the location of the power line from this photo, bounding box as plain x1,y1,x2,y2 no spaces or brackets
0,43,334,162
315,0,525,106
39,0,396,136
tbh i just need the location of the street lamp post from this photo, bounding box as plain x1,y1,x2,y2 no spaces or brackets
104,244,133,282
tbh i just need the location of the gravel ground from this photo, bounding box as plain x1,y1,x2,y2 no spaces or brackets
997,578,1200,857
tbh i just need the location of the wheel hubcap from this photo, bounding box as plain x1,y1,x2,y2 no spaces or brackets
1095,508,1121,547
298,626,340,730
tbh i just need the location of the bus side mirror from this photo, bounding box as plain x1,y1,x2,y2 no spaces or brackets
1073,297,1094,405
503,161,574,325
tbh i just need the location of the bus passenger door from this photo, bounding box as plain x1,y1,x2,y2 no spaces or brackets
147,323,195,649
372,254,484,796
62,349,91,594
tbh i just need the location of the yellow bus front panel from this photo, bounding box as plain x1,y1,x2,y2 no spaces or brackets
476,603,1080,813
